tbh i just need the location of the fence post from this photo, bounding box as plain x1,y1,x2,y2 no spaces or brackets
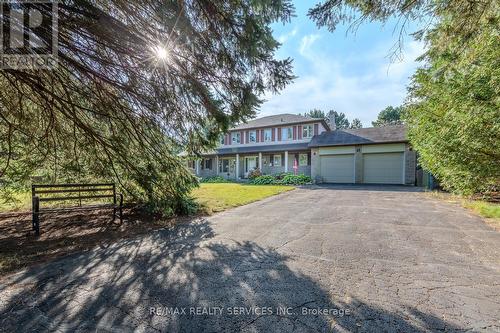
32,196,40,236
119,193,123,223
112,184,116,222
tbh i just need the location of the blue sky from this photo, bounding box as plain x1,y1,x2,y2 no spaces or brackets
260,1,426,126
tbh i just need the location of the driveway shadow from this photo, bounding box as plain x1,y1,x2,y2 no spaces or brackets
0,218,462,332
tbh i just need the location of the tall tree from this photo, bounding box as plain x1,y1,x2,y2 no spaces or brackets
327,110,350,129
303,109,325,119
349,118,363,129
407,5,499,195
0,1,295,213
372,106,404,127
304,109,352,129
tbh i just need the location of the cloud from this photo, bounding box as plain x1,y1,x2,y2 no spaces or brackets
260,40,426,127
298,34,320,56
277,27,298,44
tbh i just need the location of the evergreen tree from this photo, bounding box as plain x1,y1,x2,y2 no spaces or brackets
0,0,295,213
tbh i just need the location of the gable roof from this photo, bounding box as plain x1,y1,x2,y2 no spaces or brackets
230,113,328,131
308,125,408,147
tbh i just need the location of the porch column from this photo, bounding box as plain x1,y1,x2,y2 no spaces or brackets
216,155,219,175
195,159,200,175
284,151,288,172
258,152,262,170
236,154,240,180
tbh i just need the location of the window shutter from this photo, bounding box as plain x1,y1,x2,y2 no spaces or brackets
278,128,282,141
261,129,264,142
271,128,275,141
314,123,319,135
245,131,249,144
256,129,260,143
293,126,297,140
298,125,302,139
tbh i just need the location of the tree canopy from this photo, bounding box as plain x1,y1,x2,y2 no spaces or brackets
302,109,357,129
407,3,499,195
372,106,404,127
0,0,295,213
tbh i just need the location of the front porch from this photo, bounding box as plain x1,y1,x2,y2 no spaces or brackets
194,150,312,180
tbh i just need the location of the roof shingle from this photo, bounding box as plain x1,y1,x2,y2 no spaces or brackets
230,113,324,130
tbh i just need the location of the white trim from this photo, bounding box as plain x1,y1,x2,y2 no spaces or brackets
236,154,240,179
284,151,289,172
402,150,406,185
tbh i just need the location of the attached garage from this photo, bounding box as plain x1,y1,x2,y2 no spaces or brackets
362,152,404,184
310,127,415,185
320,154,355,183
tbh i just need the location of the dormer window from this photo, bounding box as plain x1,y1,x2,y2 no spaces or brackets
302,124,313,139
231,132,241,144
281,127,293,141
249,130,256,143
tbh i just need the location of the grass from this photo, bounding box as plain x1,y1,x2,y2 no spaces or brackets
462,200,500,219
0,190,32,212
192,183,294,214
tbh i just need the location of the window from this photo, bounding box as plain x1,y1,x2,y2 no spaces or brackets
302,125,313,139
264,129,272,142
220,159,229,173
220,135,225,145
299,154,308,166
187,160,195,169
231,132,241,144
249,130,256,143
273,154,282,167
204,159,212,170
281,127,292,141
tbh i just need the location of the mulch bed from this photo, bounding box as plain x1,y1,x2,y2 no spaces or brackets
0,206,186,277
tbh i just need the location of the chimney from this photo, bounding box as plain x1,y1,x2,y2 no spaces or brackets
328,113,336,131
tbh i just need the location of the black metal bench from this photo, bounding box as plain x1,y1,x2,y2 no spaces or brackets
31,183,123,236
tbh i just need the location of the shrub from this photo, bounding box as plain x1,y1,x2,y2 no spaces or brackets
248,168,262,179
200,176,229,183
273,172,291,180
250,175,276,185
281,174,312,185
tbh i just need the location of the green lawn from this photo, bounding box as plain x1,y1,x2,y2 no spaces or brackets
192,183,294,214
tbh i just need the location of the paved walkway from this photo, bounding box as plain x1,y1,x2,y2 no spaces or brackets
1,185,499,332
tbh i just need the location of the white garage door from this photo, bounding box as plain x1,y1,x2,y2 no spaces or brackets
363,152,404,184
320,154,355,183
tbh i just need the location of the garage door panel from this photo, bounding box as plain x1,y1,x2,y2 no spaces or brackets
363,152,403,184
320,154,354,183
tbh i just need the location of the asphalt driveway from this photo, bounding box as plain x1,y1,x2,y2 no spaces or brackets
1,185,499,332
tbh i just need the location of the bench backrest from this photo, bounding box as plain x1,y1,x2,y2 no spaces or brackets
32,183,116,205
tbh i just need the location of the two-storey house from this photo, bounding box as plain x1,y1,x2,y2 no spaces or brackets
193,114,329,179
190,113,417,185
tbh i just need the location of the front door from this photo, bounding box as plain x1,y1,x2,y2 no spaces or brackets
219,158,236,179
245,157,257,177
